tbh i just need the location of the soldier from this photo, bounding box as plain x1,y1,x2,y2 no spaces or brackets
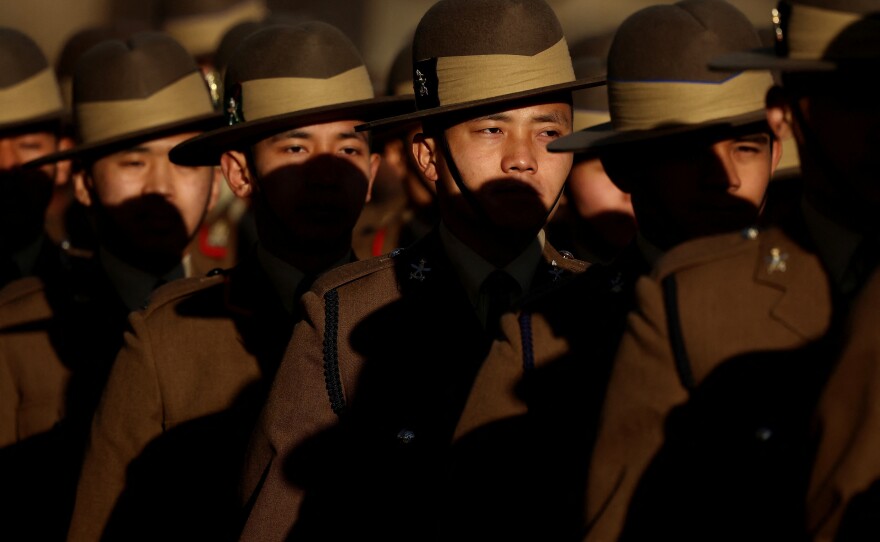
0,27,72,290
584,0,880,540
64,22,412,542
352,39,438,259
237,0,599,540
448,1,781,539
544,32,636,264
0,32,222,541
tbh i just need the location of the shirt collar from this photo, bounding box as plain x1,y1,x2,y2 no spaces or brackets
256,244,353,315
802,198,863,293
438,221,545,310
99,246,185,311
10,234,46,277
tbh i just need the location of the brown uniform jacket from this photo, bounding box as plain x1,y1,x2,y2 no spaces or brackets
66,254,296,542
584,225,835,542
0,254,132,541
239,229,586,542
447,245,649,541
807,267,880,542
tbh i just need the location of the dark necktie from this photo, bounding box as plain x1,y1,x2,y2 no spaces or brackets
480,270,521,337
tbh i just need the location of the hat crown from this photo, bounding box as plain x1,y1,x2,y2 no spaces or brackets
0,27,50,89
413,0,564,61
74,32,202,103
226,22,364,85
609,0,762,83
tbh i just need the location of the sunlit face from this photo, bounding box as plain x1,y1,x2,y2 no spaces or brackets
248,119,378,246
565,157,637,256
603,131,776,249
80,131,216,269
433,100,574,236
0,130,62,251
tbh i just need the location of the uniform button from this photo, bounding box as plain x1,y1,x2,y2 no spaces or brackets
389,248,404,258
742,227,759,240
206,267,224,277
755,427,773,441
397,428,415,444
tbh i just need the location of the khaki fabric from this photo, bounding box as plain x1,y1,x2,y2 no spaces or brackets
67,256,292,542
807,268,880,542
239,230,586,541
584,226,834,542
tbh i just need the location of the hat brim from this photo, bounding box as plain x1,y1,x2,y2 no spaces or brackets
355,75,606,133
169,95,416,166
25,112,225,168
0,110,65,136
709,47,837,72
547,109,769,155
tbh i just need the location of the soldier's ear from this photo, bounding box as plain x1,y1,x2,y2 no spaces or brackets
220,150,253,198
72,169,93,207
765,86,793,141
412,132,439,182
54,136,74,187
364,152,381,204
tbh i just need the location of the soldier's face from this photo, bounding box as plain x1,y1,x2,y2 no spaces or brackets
79,131,217,267
565,157,637,253
426,100,573,235
0,130,65,251
249,119,378,246
603,131,777,249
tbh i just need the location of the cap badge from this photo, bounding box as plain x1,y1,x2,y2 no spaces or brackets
409,258,432,281
415,69,429,97
766,247,789,274
548,260,564,282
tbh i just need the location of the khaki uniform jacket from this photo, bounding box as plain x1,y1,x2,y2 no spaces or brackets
239,230,586,542
447,245,649,541
66,254,295,542
584,225,835,542
807,268,880,542
0,254,131,541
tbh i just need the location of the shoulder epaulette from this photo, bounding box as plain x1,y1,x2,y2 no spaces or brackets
311,251,400,297
653,227,763,280
140,274,226,316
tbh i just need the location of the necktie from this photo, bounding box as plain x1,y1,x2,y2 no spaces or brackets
480,270,521,337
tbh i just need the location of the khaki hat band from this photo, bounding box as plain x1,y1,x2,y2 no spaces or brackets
435,38,575,105
609,71,773,131
787,3,877,60
164,0,268,57
241,66,374,121
0,68,63,126
77,72,214,143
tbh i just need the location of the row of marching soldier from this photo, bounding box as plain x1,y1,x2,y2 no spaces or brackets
1,0,878,541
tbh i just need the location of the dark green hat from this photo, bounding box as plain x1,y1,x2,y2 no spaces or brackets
359,0,605,132
0,27,64,133
169,22,415,166
549,0,774,154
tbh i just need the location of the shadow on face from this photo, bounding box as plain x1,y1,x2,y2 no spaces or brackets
601,129,775,249
251,154,373,251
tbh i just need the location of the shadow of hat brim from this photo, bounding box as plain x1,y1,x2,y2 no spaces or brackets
356,75,606,133
547,110,769,154
0,110,65,136
709,47,837,72
170,95,416,166
25,112,225,168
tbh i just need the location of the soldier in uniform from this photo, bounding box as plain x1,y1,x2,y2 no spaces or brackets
0,32,222,541
0,27,72,290
237,0,598,540
756,2,880,540
583,1,880,540
447,2,781,539
64,22,412,542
